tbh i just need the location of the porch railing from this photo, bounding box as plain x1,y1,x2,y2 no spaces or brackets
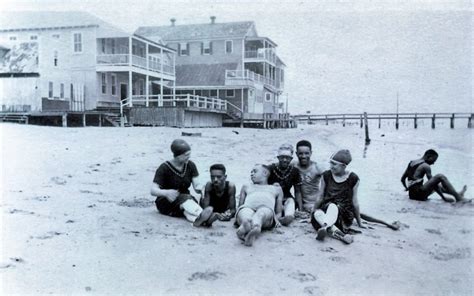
225,69,277,88
97,54,175,75
120,94,228,116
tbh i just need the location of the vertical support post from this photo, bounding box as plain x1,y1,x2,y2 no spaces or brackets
364,112,370,144
62,114,67,127
160,77,164,107
129,37,132,66
82,113,86,127
172,80,176,102
378,115,381,129
99,114,102,127
241,88,244,125
129,71,133,107
395,113,399,130
186,94,190,107
342,114,346,127
360,114,363,128
325,115,328,125
468,114,473,128
145,75,149,107
414,113,418,129
431,114,436,129
450,113,455,129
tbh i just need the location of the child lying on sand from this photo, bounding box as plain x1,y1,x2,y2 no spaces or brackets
235,164,283,246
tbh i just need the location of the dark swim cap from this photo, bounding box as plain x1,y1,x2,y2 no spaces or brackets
171,139,191,157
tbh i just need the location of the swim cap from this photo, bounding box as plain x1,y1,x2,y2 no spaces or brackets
330,149,352,165
171,139,191,157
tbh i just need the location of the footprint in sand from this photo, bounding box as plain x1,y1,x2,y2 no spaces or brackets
9,209,35,215
320,247,338,253
425,228,442,235
32,195,50,201
116,198,153,208
80,190,104,195
207,231,226,237
188,270,226,281
36,231,63,240
51,176,67,185
303,286,323,295
328,256,349,263
430,247,471,261
365,274,382,280
289,271,318,282
459,229,471,234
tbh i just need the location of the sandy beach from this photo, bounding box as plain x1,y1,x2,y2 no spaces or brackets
1,122,473,295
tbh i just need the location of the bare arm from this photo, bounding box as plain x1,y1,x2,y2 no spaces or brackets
294,184,303,211
400,166,409,191
150,183,179,202
424,165,447,199
200,182,212,208
238,184,248,207
312,177,326,213
192,176,203,195
228,182,237,218
351,181,365,228
274,186,284,219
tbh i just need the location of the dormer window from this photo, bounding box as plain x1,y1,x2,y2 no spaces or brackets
225,40,233,54
9,36,17,41
53,50,58,67
202,41,212,55
30,35,38,40
179,42,189,56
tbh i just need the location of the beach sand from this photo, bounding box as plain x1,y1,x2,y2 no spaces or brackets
1,123,473,295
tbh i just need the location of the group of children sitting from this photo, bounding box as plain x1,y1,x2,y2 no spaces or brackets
151,139,468,247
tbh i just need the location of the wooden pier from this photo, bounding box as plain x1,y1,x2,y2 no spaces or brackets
293,113,474,129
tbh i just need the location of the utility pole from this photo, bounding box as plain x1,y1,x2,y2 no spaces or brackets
285,93,289,114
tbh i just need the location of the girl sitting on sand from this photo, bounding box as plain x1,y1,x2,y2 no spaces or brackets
150,139,217,227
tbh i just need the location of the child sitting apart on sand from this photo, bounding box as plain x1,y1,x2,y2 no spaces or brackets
200,164,237,221
236,164,284,246
311,149,365,244
151,139,217,227
268,144,302,226
400,149,468,203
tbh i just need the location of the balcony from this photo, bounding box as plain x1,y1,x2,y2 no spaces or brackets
225,69,277,89
244,48,276,64
96,54,175,75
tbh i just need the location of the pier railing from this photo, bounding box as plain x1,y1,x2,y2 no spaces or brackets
293,113,474,129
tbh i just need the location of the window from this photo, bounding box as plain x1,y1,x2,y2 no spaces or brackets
111,39,115,54
101,73,107,94
111,74,117,96
210,89,218,97
60,83,64,99
9,36,17,41
139,79,145,95
30,35,38,40
52,34,60,39
281,70,284,82
101,39,106,53
179,42,189,56
202,41,212,55
48,82,53,98
225,40,233,54
226,89,235,98
265,92,271,102
53,50,58,67
73,33,82,53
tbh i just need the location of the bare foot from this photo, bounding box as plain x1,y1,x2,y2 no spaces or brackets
279,215,294,226
316,227,327,241
203,213,219,227
388,221,401,231
244,226,261,247
457,186,469,202
193,207,213,227
236,220,251,241
329,228,353,245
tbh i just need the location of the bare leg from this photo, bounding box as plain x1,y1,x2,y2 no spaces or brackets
236,208,254,240
245,207,273,247
279,198,295,226
192,206,214,227
328,225,353,244
422,174,467,202
180,200,203,223
314,203,338,241
361,213,400,230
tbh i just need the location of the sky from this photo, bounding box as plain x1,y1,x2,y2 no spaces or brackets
1,0,472,114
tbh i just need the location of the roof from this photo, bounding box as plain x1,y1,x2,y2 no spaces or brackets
135,21,255,42
0,11,131,39
175,63,239,86
0,42,38,73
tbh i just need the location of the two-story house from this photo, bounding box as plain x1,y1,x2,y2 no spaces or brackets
0,11,176,114
135,16,285,120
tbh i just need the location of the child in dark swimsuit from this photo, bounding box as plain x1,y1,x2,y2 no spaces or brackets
401,149,468,202
201,164,237,221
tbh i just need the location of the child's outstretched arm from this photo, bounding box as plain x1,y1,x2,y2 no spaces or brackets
352,181,366,228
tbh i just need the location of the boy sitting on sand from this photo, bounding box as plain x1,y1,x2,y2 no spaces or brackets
311,149,399,245
400,149,468,203
268,144,302,226
236,164,284,246
200,164,237,221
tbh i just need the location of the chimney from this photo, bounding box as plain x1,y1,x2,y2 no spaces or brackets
210,16,216,24
170,18,176,26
